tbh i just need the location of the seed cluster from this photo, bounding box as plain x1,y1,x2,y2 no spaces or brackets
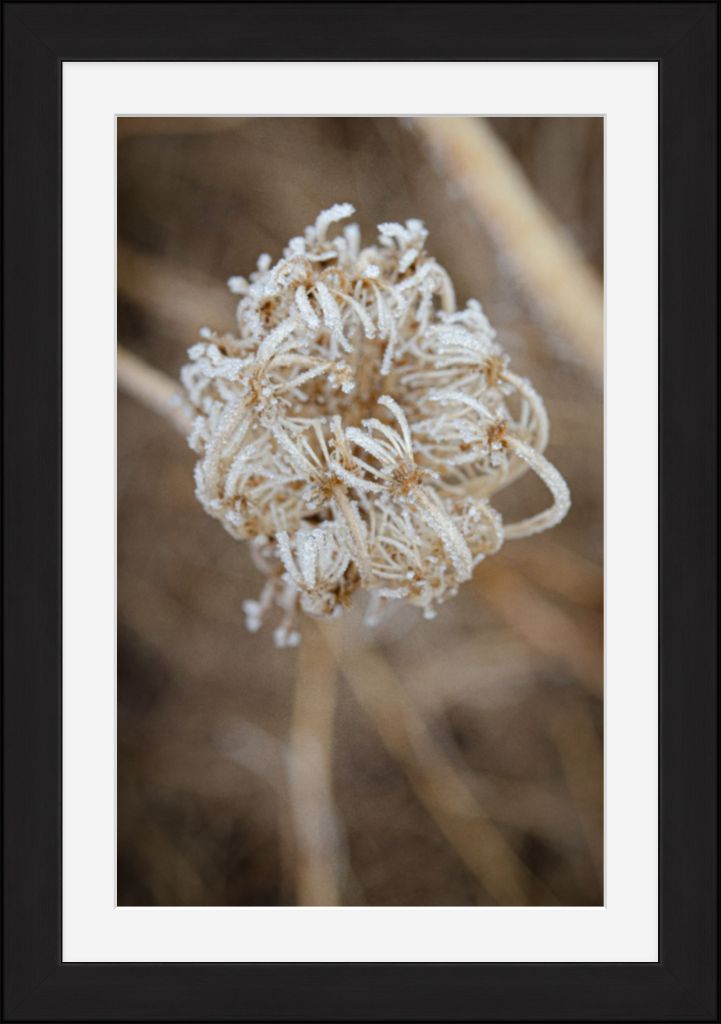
181,204,570,645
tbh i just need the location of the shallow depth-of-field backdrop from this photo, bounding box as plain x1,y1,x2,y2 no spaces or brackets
118,117,603,906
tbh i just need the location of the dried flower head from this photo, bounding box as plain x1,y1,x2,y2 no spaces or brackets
181,204,570,645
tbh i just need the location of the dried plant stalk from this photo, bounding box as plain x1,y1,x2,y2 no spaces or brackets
505,541,603,608
313,617,556,905
546,701,604,889
475,560,603,696
287,619,344,905
413,117,603,378
118,241,232,339
117,346,193,435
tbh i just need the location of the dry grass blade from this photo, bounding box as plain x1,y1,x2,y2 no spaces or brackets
475,559,603,696
413,117,603,379
546,701,604,889
117,346,193,435
505,541,603,609
118,241,232,339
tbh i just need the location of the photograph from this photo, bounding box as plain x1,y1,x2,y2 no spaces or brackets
6,1,717,1016
117,115,604,908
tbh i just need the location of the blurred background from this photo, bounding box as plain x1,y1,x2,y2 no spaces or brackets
118,117,603,907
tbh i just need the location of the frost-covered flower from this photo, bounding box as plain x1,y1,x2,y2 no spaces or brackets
182,204,570,645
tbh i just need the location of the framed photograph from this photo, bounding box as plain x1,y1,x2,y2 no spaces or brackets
3,2,717,1020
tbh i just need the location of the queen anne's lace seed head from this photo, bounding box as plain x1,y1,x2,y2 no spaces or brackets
182,204,570,644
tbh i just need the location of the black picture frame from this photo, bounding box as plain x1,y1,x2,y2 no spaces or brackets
3,2,718,1020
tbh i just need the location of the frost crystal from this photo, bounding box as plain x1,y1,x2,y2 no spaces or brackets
182,204,570,644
